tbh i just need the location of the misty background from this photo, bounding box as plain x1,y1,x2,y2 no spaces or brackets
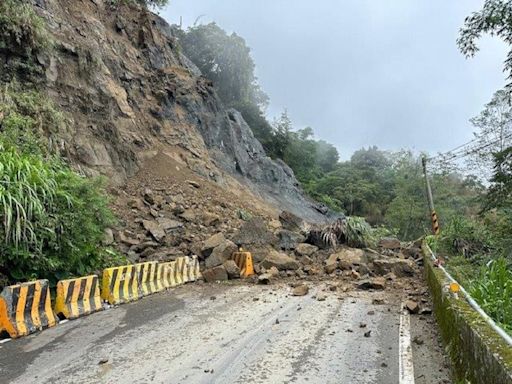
162,0,507,159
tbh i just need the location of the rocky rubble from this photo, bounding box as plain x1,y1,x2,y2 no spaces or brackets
105,147,422,288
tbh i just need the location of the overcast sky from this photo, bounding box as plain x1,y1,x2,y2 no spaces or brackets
162,1,508,159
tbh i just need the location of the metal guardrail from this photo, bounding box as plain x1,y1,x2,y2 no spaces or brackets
426,244,512,347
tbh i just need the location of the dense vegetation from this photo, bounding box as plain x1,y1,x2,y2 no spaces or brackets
0,84,124,287
0,1,123,287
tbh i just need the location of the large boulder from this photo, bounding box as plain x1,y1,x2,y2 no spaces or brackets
205,239,238,269
223,260,241,279
202,265,228,282
295,243,319,256
232,217,277,247
246,244,275,263
277,230,305,251
372,259,415,277
201,233,226,258
279,211,306,233
260,250,300,271
325,253,339,274
142,220,165,242
331,248,366,270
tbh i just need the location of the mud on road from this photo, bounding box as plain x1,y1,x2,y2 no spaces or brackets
1,282,452,384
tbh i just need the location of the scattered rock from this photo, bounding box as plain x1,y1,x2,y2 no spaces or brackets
223,260,241,279
156,217,183,231
413,336,424,345
117,230,140,246
364,330,372,337
258,273,272,284
356,277,386,290
98,358,109,365
279,210,306,233
201,233,226,258
202,265,228,282
405,300,420,314
378,237,401,249
295,243,319,256
260,250,300,271
232,217,277,247
142,220,166,242
143,188,155,205
179,209,197,222
187,180,200,188
205,239,238,268
277,230,306,251
316,293,327,301
128,197,145,211
335,248,366,270
292,284,309,296
325,253,339,274
372,259,415,277
419,307,432,315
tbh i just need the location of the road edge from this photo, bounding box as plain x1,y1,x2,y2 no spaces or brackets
422,242,512,384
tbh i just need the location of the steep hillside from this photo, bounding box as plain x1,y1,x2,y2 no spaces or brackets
1,0,329,225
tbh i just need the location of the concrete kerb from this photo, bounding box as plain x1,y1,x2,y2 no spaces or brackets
422,242,512,384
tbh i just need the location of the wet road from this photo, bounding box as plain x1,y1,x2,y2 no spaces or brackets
0,282,451,384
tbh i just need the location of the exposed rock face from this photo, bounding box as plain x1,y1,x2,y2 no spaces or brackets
5,0,329,223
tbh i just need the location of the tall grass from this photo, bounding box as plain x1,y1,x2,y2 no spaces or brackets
0,144,63,249
470,258,512,334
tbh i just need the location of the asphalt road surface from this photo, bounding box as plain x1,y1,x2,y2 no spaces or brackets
0,282,452,384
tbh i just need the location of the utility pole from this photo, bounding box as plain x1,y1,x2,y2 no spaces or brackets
422,156,440,235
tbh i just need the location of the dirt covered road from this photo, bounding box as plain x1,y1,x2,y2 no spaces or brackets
1,282,451,384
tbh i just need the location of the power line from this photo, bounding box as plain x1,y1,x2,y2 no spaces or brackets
430,133,512,166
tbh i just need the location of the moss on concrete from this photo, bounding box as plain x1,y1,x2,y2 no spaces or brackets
422,243,512,384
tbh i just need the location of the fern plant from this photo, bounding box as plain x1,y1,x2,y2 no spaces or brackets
320,216,375,249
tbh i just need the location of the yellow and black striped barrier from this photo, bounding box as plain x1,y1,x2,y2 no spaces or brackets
54,275,103,320
158,262,177,289
233,252,255,277
0,280,58,338
187,255,202,281
101,265,140,305
173,260,184,286
136,262,162,297
175,257,189,284
431,210,440,235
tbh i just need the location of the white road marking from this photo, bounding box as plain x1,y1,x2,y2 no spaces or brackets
60,319,69,325
0,338,12,344
399,308,415,384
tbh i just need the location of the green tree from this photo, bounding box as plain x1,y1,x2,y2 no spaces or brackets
458,1,512,89
180,23,268,108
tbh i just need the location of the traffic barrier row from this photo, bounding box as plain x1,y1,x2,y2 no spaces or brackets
0,256,203,339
